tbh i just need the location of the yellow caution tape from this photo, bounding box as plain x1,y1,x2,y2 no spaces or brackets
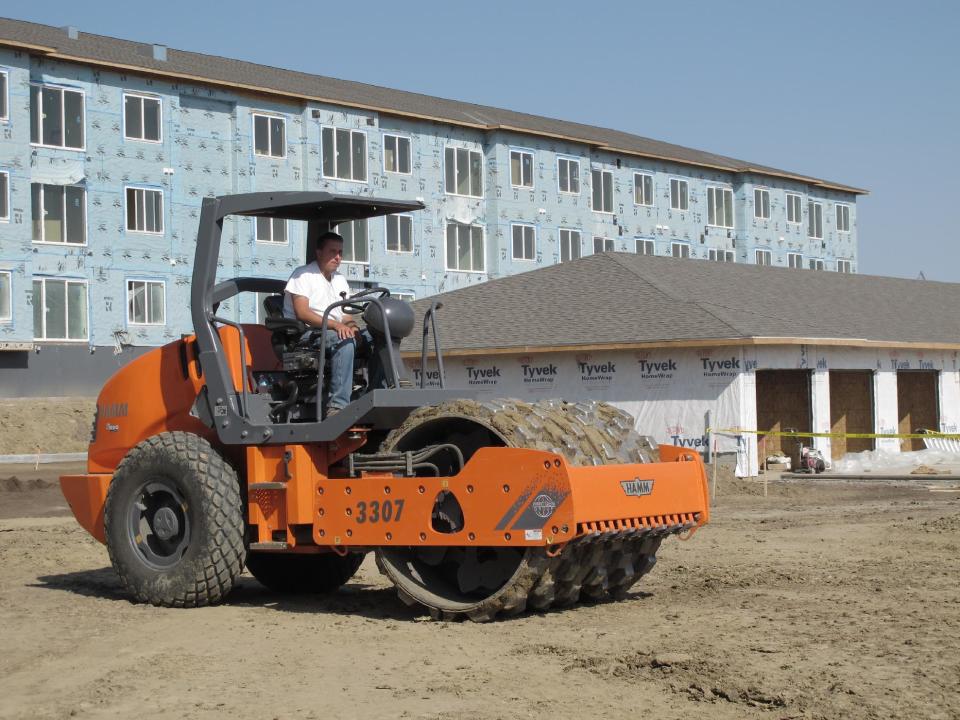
708,428,960,440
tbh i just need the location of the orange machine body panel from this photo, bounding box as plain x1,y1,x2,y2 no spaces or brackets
243,444,709,551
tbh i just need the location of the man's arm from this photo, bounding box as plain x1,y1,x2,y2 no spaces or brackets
290,294,357,339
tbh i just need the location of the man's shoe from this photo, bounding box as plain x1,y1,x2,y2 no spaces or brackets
325,406,341,419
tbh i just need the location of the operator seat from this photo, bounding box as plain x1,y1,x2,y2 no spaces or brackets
262,294,306,357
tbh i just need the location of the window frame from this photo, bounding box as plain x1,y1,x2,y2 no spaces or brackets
706,186,735,228
511,222,536,261
509,149,535,189
591,169,614,214
255,216,288,244
382,132,412,175
593,236,615,253
0,170,9,222
29,83,85,151
0,69,8,122
633,172,654,206
557,156,580,195
558,228,581,263
338,218,369,265
671,242,690,258
755,249,772,266
670,178,689,211
0,270,11,323
708,248,735,262
636,238,656,256
321,126,368,182
808,201,824,239
126,278,166,326
787,252,803,269
809,258,825,271
785,192,802,224
125,185,164,235
443,146,484,198
444,221,485,273
754,187,771,220
31,183,87,246
837,259,853,273
32,277,89,342
122,92,162,144
385,214,414,254
836,203,851,233
252,112,286,159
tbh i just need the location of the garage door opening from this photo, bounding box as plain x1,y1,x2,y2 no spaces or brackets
897,371,940,452
829,370,875,460
756,370,812,465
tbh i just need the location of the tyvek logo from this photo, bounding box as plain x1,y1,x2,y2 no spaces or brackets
465,365,501,385
700,356,740,377
521,363,558,384
621,478,654,497
637,358,677,380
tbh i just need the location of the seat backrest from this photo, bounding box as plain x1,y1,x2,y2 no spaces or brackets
262,294,285,320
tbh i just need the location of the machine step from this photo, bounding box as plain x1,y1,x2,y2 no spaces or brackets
249,541,289,550
249,482,286,490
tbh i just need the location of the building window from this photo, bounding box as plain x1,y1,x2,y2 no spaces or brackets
386,215,413,253
837,259,853,273
786,193,802,224
338,219,368,264
634,173,654,206
383,134,411,174
671,242,690,258
836,204,851,233
123,93,161,143
755,249,772,266
0,171,8,221
32,278,88,340
557,157,580,194
445,222,484,272
444,147,483,197
0,271,10,322
809,258,824,271
394,291,416,303
255,217,287,243
808,201,823,239
253,113,285,158
709,249,735,262
30,84,84,150
510,150,534,188
637,239,655,255
670,179,688,211
125,187,163,234
32,184,86,244
559,229,581,262
591,170,613,213
754,188,770,219
322,127,367,181
1,70,10,121
593,236,614,253
707,187,734,228
127,280,165,325
788,252,803,269
512,223,535,260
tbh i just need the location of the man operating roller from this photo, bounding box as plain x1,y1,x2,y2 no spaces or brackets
283,230,382,416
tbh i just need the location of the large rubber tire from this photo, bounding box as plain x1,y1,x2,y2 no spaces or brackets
103,431,245,608
246,552,365,594
375,399,660,621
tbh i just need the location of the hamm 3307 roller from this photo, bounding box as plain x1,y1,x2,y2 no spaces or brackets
60,192,709,621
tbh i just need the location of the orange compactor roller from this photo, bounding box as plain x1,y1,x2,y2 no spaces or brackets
61,192,709,621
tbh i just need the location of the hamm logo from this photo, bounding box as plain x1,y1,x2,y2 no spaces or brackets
621,478,654,497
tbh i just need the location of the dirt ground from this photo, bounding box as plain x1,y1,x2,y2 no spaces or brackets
0,398,95,455
0,463,958,720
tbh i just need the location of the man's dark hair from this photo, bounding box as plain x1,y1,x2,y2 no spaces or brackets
316,231,344,250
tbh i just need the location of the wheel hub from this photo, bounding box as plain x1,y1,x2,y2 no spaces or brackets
152,506,179,540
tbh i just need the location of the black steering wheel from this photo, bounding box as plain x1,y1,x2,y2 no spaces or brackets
342,287,391,315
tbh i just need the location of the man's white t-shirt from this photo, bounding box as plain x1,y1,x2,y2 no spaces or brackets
283,261,351,323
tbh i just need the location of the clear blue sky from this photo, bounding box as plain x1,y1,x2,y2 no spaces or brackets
5,0,959,280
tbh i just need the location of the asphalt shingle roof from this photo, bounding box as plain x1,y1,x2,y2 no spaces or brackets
0,17,866,194
404,254,960,354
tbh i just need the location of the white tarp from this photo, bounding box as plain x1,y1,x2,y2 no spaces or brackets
408,346,743,458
